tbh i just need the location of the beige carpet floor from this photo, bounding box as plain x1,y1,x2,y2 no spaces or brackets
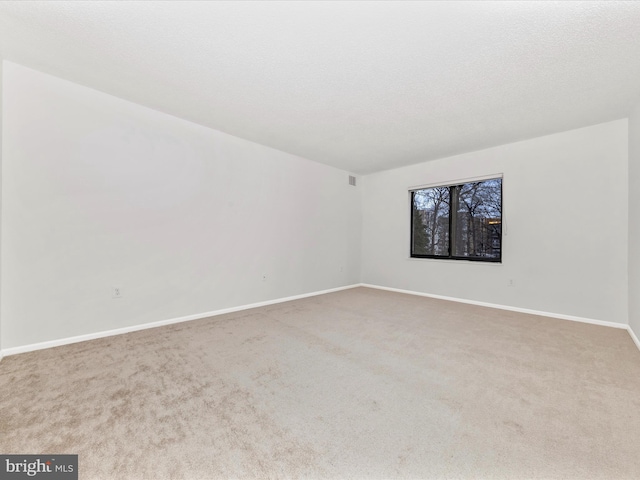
1,287,640,479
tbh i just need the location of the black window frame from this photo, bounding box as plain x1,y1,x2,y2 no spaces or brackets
410,177,502,263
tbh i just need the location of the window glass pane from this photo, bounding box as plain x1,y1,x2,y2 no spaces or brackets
412,187,450,256
452,178,502,259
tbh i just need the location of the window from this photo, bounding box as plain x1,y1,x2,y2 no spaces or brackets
410,177,502,262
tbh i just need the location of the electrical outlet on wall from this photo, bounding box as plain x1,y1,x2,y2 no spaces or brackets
508,279,515,287
112,286,123,298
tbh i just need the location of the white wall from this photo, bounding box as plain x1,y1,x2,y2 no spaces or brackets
361,120,629,325
0,60,634,352
0,60,3,356
0,62,361,350
629,100,640,337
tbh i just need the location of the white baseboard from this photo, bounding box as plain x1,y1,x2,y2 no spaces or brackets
360,283,628,330
0,284,360,358
3,283,638,359
628,325,640,352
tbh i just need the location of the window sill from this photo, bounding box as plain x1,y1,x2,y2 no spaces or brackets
406,257,503,265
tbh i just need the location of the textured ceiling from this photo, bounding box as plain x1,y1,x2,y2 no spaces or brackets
1,1,640,174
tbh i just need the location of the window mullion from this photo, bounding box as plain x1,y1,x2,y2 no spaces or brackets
449,186,457,258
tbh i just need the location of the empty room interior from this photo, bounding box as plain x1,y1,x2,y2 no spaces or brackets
1,1,640,479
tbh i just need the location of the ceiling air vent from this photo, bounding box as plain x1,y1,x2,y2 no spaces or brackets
348,175,357,186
